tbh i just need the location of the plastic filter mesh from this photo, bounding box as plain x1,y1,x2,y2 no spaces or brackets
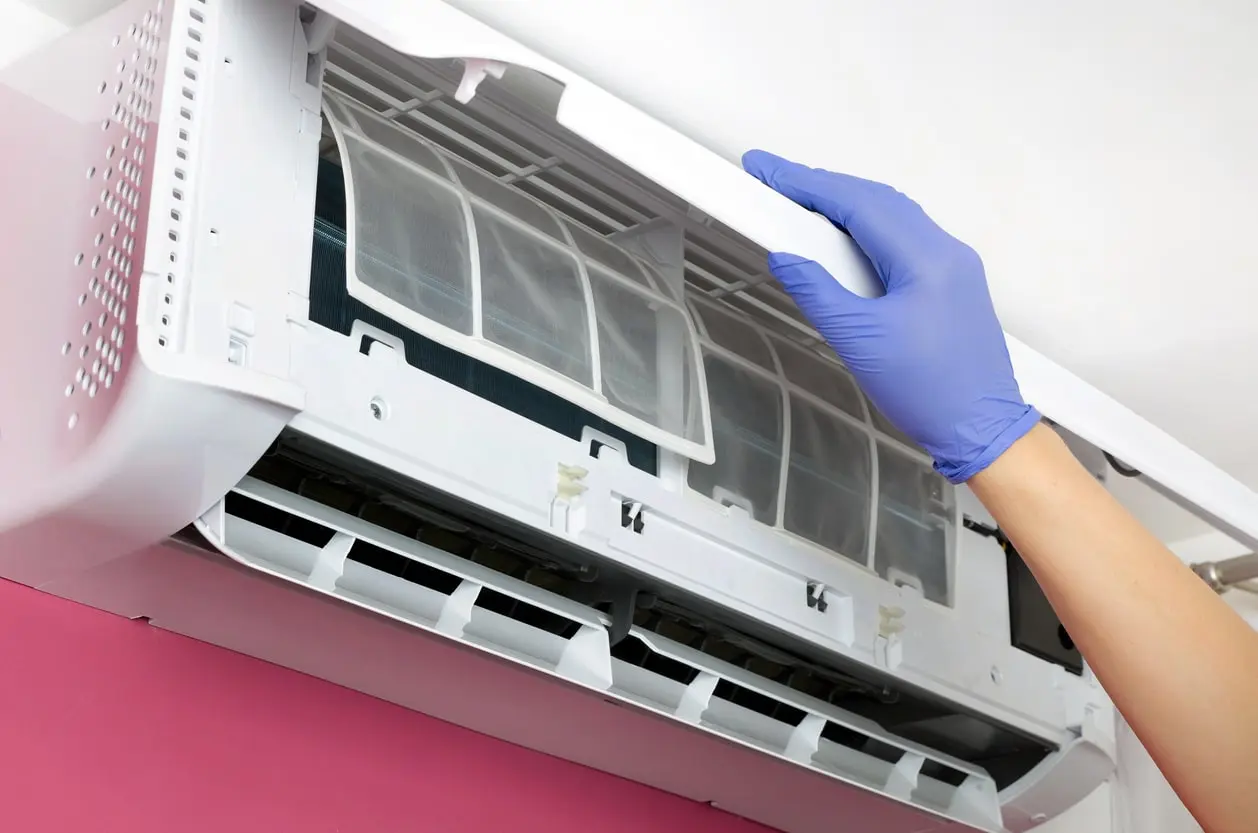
345,136,473,334
586,268,689,432
784,392,872,563
328,93,710,457
875,443,954,605
688,297,953,602
772,338,865,419
474,206,593,385
309,160,660,476
688,351,783,523
693,299,776,371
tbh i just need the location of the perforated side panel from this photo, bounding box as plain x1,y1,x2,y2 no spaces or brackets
0,0,172,474
66,9,165,425
152,0,211,351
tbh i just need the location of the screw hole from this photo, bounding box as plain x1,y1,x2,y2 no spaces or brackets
369,397,388,421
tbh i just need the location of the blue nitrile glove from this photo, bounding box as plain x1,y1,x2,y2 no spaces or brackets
742,150,1040,483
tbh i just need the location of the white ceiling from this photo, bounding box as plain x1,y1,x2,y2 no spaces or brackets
13,0,1258,544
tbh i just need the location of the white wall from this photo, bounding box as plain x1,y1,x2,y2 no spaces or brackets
0,0,63,65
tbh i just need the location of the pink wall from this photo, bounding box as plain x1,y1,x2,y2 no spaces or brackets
0,577,770,833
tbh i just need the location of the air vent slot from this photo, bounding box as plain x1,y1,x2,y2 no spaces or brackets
224,491,335,548
609,634,699,686
473,587,583,640
348,539,463,596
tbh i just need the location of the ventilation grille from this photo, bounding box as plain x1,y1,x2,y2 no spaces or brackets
63,1,169,433
154,0,211,350
195,472,1003,831
322,32,825,350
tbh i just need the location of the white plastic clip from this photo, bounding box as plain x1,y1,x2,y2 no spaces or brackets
556,464,589,500
455,59,508,104
875,604,906,669
304,11,338,55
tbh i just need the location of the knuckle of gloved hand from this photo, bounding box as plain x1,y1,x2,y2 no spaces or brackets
924,241,983,282
951,241,984,274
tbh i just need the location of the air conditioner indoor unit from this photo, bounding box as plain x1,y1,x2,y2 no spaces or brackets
3,2,1256,831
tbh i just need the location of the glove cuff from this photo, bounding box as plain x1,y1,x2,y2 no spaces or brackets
936,405,1042,484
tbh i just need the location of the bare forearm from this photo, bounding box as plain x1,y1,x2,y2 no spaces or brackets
970,424,1258,833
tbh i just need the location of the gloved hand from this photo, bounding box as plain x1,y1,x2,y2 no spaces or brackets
742,150,1040,483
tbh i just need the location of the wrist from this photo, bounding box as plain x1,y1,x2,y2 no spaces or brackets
935,405,1043,484
967,420,1064,495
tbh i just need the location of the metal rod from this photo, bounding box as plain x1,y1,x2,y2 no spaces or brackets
1192,553,1258,593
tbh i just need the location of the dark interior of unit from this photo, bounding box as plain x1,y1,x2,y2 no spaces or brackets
963,518,1084,676
1006,545,1084,675
215,132,1065,790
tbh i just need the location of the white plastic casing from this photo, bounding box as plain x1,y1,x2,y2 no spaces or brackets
4,0,1256,830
